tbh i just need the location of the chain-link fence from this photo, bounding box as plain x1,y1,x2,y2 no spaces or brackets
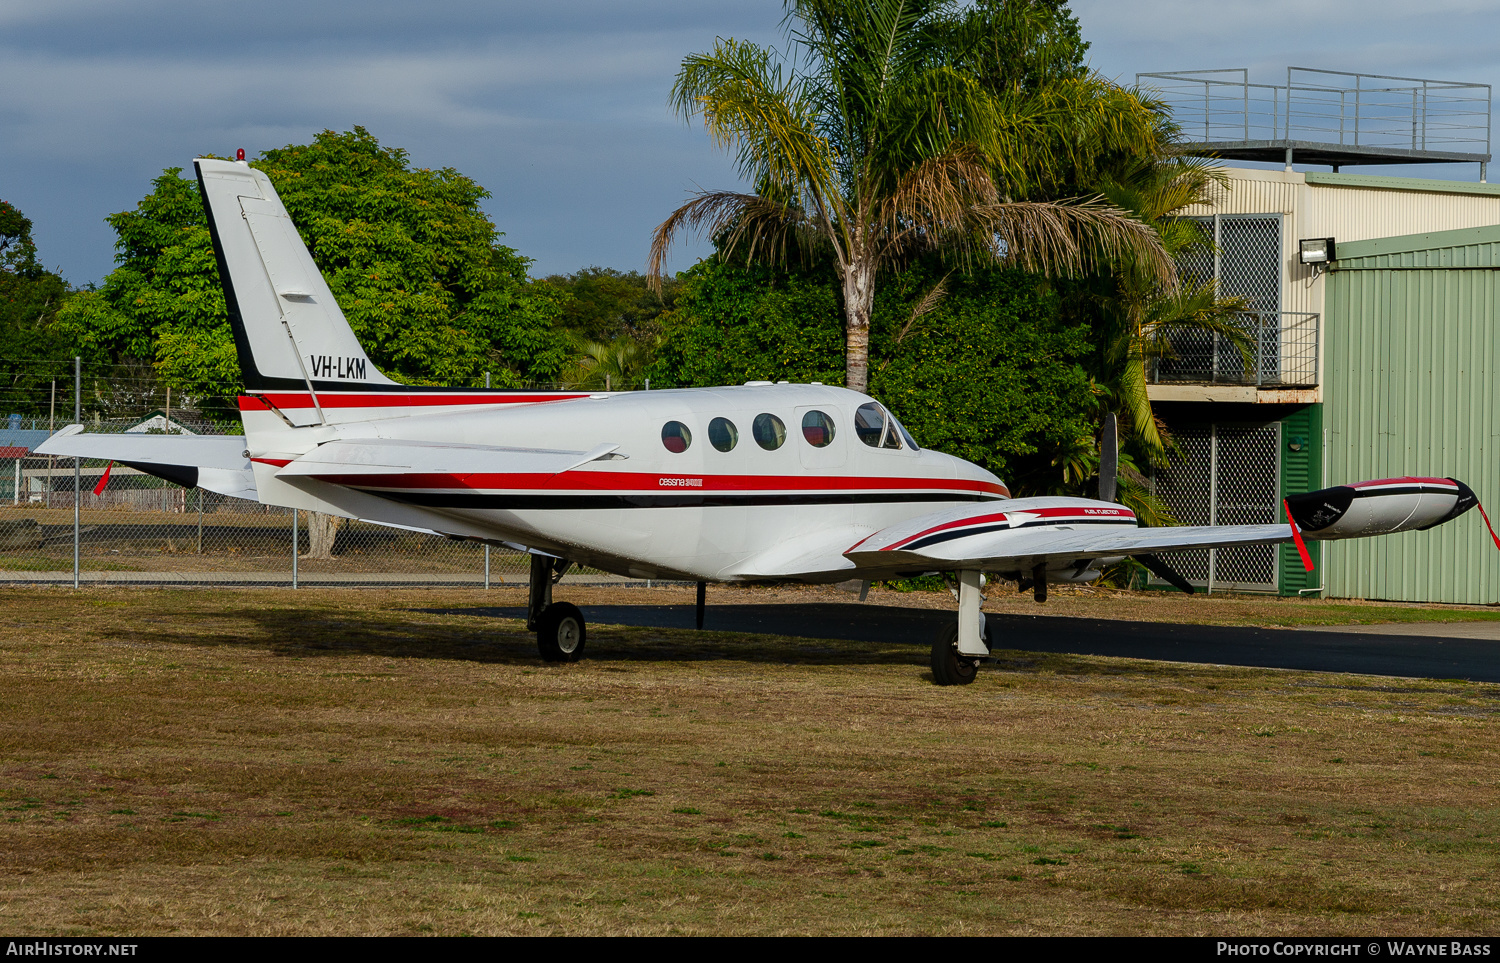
0,359,624,587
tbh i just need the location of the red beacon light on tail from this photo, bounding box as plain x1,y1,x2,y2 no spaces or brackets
236,148,246,162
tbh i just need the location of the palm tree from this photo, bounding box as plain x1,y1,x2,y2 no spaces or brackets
649,0,1174,392
1085,155,1251,465
561,335,652,391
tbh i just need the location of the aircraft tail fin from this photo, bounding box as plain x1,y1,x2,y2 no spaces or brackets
194,157,396,396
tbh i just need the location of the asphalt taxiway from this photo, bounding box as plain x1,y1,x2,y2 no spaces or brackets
476,602,1500,683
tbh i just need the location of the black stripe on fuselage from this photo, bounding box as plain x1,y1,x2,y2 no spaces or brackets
361,490,1000,510
901,517,1137,551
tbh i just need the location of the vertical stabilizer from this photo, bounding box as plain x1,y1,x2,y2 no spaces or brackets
194,158,395,396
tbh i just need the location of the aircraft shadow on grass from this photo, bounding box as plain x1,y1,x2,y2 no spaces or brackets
119,600,1500,684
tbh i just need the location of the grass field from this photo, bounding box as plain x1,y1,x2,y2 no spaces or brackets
1,584,1497,935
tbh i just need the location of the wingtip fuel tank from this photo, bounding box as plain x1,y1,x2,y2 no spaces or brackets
1286,476,1477,540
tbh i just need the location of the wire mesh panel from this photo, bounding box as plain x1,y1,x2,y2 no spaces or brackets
1152,422,1280,592
1160,221,1219,382
1151,427,1214,583
1213,425,1281,586
1220,216,1283,382
1153,215,1316,387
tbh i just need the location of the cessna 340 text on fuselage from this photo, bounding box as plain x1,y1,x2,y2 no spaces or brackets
39,158,1487,685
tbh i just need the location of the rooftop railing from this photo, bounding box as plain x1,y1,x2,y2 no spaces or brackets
1135,68,1491,164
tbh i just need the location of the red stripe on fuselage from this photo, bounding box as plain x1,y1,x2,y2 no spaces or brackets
313,470,1008,497
238,392,589,412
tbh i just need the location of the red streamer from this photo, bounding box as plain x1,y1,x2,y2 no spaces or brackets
1477,500,1500,553
1283,498,1314,572
92,461,113,496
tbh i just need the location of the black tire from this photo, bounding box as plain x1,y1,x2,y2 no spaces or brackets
537,602,587,663
930,622,979,686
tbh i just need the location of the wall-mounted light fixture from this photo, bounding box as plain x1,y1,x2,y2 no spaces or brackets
1299,237,1337,277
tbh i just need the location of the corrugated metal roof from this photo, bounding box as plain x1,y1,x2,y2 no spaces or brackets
1333,223,1500,268
1305,172,1500,198
0,429,55,451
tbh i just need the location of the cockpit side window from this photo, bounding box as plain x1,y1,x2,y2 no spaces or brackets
890,412,920,450
881,417,903,449
855,402,906,449
854,403,886,448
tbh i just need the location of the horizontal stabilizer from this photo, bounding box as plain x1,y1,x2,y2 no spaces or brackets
34,426,257,500
277,439,623,478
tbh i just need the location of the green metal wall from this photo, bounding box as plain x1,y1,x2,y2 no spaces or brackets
1323,225,1500,603
1278,404,1322,595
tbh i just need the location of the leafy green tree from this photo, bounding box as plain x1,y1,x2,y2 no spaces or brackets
649,0,1170,393
58,128,569,419
1066,156,1250,466
651,258,1094,486
561,335,655,391
540,267,680,343
0,201,73,417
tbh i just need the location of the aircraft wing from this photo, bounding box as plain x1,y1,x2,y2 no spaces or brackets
849,476,1479,573
749,477,1480,583
35,426,257,500
845,510,1290,571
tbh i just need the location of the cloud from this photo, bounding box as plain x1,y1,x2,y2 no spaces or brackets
5,0,1496,285
0,2,785,282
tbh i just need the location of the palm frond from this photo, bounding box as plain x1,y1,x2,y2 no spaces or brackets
648,190,823,287
672,37,839,202
869,146,998,259
887,270,951,352
975,196,1175,287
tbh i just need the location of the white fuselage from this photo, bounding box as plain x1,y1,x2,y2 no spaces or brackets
243,383,1007,581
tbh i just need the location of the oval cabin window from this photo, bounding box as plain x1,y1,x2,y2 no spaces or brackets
661,421,692,453
709,417,738,452
753,413,786,450
801,410,836,447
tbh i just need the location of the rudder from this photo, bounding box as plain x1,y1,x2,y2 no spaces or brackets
194,157,395,396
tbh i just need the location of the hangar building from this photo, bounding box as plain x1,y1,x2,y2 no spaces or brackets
1136,68,1499,603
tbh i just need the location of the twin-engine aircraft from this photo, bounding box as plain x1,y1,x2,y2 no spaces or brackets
40,158,1484,685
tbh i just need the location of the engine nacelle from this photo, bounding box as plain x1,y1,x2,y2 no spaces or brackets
1286,477,1476,540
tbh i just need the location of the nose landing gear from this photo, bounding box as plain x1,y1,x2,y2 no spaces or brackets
931,621,981,685
932,569,993,686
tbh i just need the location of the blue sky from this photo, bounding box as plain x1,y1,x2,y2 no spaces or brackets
2,0,1497,286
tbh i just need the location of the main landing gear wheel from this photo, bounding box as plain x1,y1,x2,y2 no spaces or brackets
537,602,587,663
931,622,980,686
